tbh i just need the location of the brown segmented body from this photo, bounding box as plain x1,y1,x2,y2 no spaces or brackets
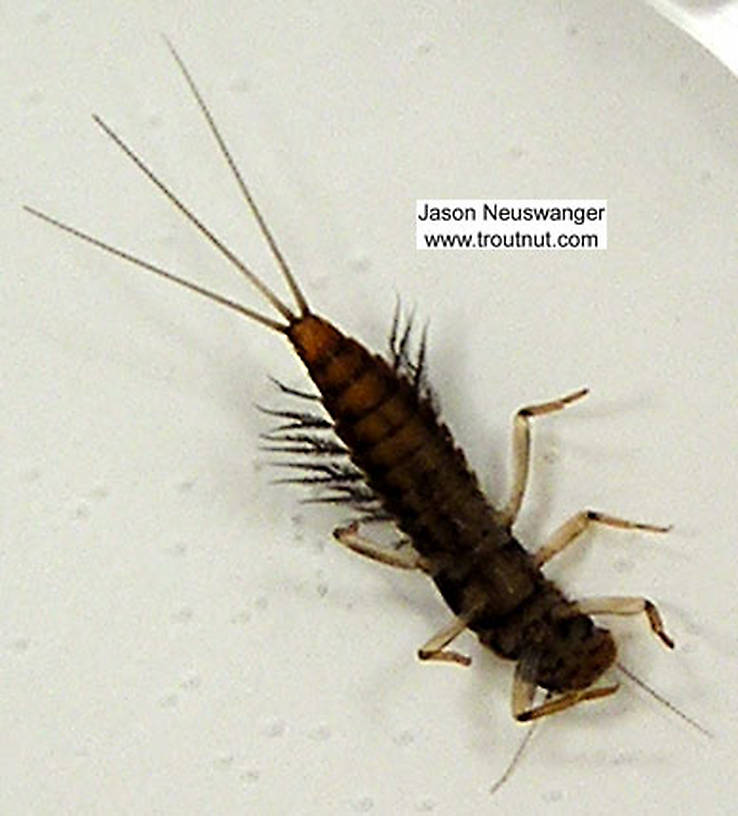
26,39,702,793
289,313,616,695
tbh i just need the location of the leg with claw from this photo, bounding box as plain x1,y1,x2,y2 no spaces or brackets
417,615,475,667
332,521,428,570
570,595,674,649
512,656,619,722
499,387,589,528
533,510,670,568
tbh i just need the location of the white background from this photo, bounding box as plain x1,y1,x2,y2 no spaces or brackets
3,2,737,814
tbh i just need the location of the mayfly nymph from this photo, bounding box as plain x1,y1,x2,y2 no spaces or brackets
25,39,708,793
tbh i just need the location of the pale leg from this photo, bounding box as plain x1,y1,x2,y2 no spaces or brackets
512,659,619,721
499,387,589,528
572,595,674,649
332,521,427,570
335,522,474,666
533,510,670,568
417,615,474,667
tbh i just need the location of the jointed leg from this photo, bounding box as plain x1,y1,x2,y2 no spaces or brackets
333,522,474,666
533,510,670,568
499,387,589,528
333,521,428,570
571,595,675,649
417,615,474,667
512,658,619,721
515,685,620,722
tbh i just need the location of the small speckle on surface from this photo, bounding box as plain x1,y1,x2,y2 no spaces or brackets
231,77,251,94
89,484,109,500
416,799,436,813
261,718,286,738
508,145,526,160
165,542,188,557
348,252,372,274
613,556,634,574
681,617,702,637
351,796,374,813
176,479,195,493
612,750,639,766
21,468,41,482
213,752,235,770
307,724,331,741
171,607,194,624
393,729,415,747
254,595,269,611
74,503,91,521
316,581,328,597
159,691,179,708
144,113,163,131
567,24,579,36
22,89,44,107
231,610,251,625
291,513,305,543
9,638,30,654
179,671,202,691
542,789,563,803
414,39,433,56
241,768,260,785
311,273,330,292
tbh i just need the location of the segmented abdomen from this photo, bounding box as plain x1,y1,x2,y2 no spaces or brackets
288,314,510,562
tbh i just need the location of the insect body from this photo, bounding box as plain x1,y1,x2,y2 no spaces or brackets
26,41,692,758
284,311,673,720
